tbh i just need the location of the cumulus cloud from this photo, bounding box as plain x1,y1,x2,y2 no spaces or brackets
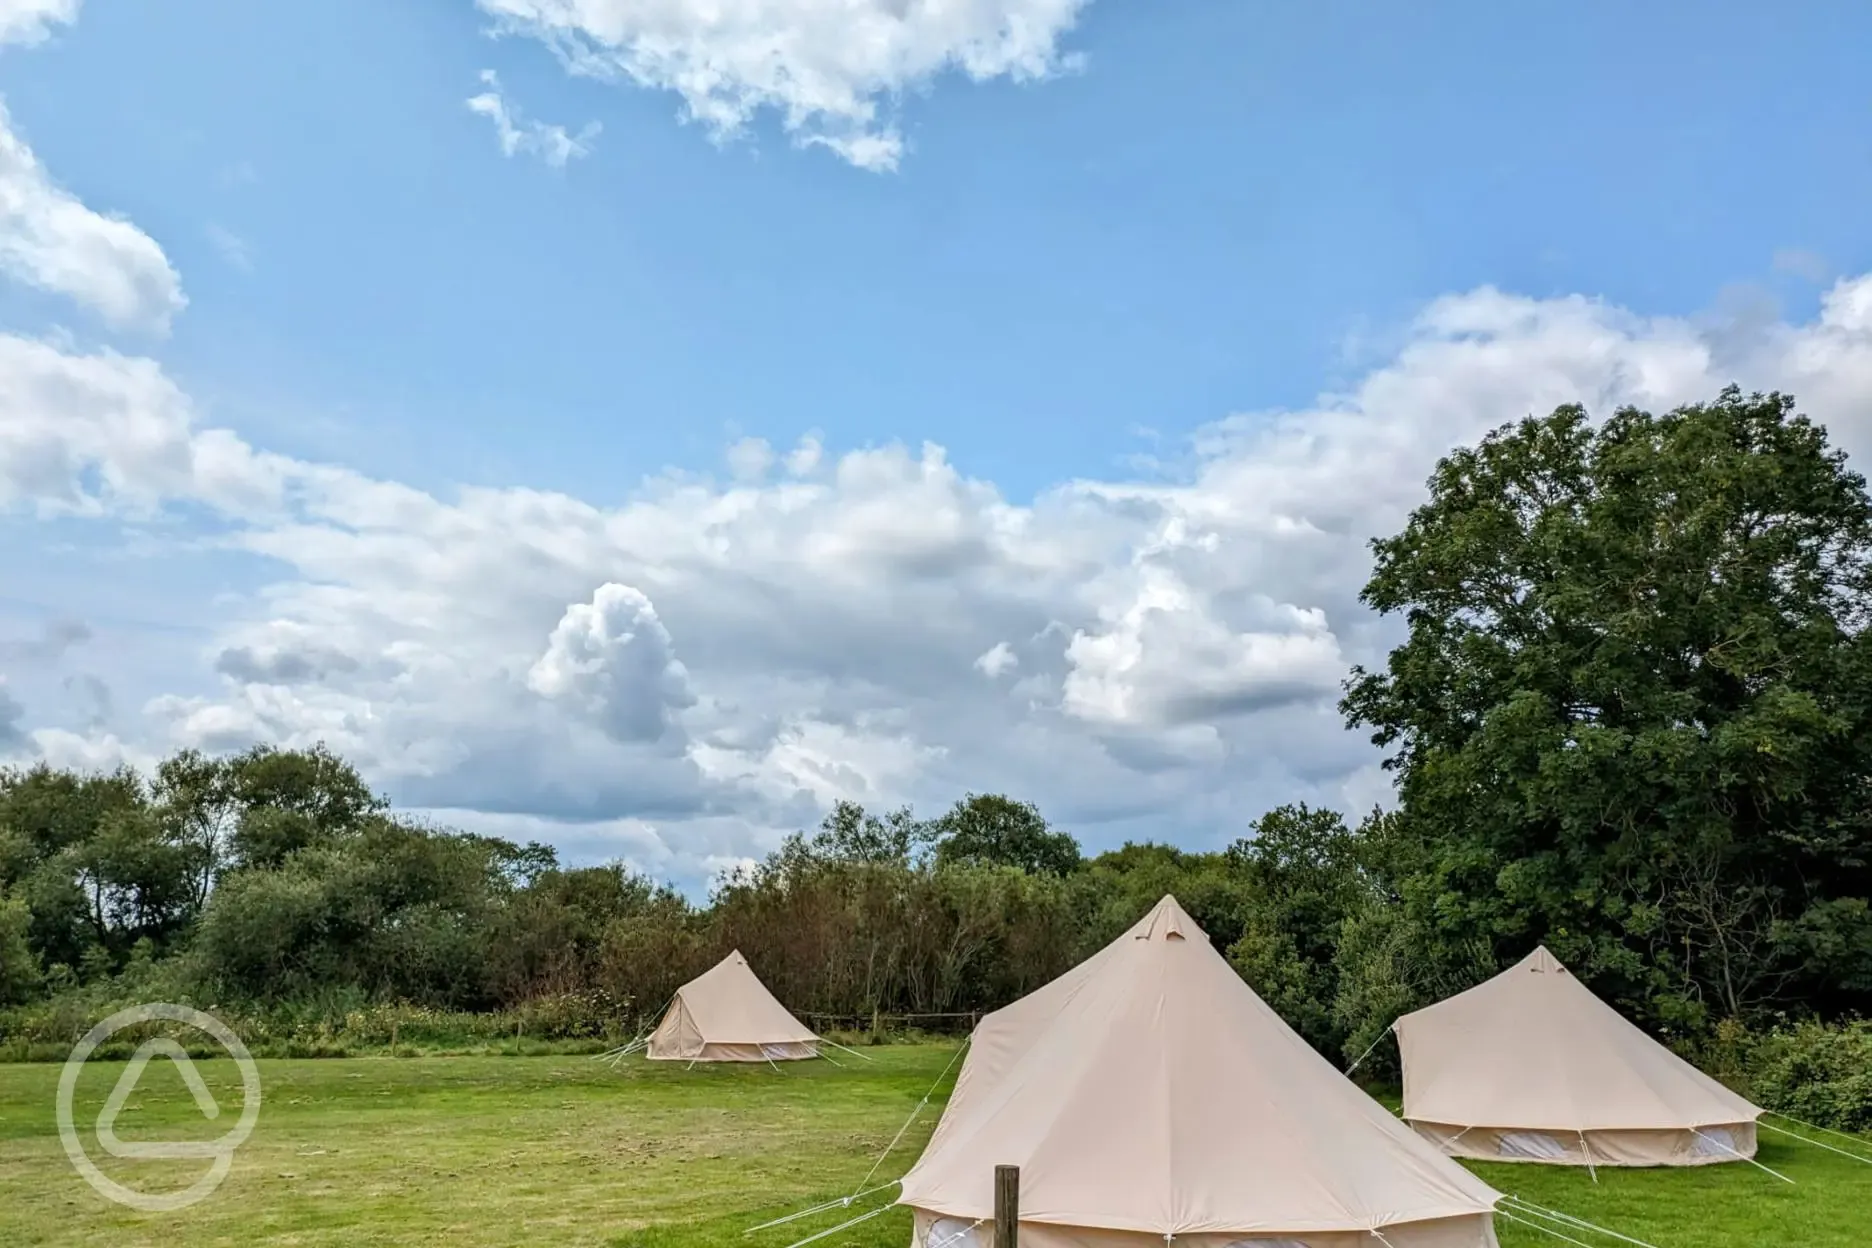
527,583,695,743
0,334,285,515
474,0,1091,171
0,0,77,49
466,69,600,168
5,274,1872,883
0,100,187,332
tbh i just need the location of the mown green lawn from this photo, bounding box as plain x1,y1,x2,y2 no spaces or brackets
0,1045,1866,1246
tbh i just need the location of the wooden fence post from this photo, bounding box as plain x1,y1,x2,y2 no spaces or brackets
994,1164,1019,1248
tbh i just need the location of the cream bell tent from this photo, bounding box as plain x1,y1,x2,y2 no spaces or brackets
896,895,1504,1248
1394,946,1762,1167
645,950,821,1063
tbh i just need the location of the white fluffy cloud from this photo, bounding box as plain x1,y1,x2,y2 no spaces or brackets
0,1,183,332
0,334,284,514
475,0,1091,171
5,275,1872,883
527,583,695,742
0,100,186,333
0,0,77,49
466,69,600,168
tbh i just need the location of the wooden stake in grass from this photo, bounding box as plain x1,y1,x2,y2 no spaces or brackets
994,1164,1019,1248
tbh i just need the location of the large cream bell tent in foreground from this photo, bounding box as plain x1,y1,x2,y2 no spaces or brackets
1394,946,1763,1167
896,896,1505,1248
645,950,822,1063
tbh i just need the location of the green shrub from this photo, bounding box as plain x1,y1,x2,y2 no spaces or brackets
1744,1019,1872,1133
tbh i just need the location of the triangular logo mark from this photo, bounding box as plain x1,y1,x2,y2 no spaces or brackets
96,1038,225,1160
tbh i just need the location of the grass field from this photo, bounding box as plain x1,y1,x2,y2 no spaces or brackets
1,1045,1868,1246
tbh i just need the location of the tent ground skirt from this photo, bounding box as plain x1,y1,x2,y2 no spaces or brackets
644,1040,819,1062
1408,1119,1759,1167
908,1208,1499,1247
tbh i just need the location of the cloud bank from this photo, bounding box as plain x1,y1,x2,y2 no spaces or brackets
5,269,1871,884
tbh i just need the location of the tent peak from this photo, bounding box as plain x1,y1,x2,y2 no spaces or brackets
1132,894,1207,943
1525,945,1570,975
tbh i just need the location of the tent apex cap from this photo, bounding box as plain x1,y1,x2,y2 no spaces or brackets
1134,894,1207,943
1525,945,1569,974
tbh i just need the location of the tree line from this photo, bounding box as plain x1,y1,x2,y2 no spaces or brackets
2,387,1869,1090
0,743,1379,1050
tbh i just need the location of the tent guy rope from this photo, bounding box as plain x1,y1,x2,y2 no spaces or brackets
850,1038,971,1198
1501,1196,1664,1248
594,990,677,1066
772,1202,892,1248
1758,1118,1872,1166
1763,1110,1872,1152
1495,1207,1598,1248
817,1037,877,1062
742,1037,973,1237
742,1180,903,1235
1691,1129,1794,1183
1343,1023,1395,1075
927,1218,985,1248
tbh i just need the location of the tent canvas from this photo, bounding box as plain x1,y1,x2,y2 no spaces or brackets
1395,946,1763,1167
896,896,1503,1248
645,950,821,1063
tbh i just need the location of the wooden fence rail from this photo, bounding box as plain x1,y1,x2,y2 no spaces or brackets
798,1011,980,1034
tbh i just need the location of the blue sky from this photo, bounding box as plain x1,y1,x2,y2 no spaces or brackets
10,0,1868,495
4,0,1872,886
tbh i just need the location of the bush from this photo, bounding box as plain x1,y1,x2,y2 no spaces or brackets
1743,1019,1872,1133
0,969,632,1060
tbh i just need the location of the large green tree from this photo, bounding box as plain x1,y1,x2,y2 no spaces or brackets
931,793,1081,877
1343,388,1872,1031
1225,804,1378,1057
0,765,168,976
